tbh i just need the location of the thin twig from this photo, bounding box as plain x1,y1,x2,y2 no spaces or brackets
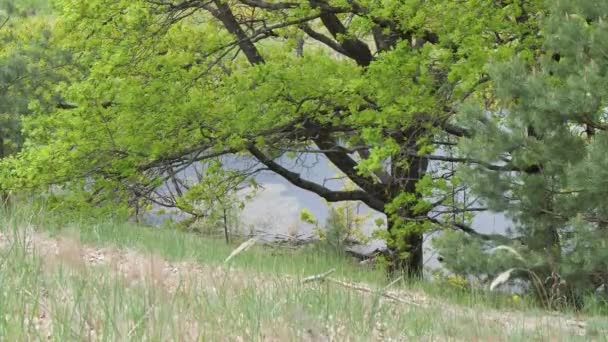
302,269,422,306
0,15,10,31
301,268,336,283
325,277,420,306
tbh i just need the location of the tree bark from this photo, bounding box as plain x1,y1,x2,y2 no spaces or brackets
404,232,424,277
383,127,429,278
386,217,424,278
0,133,9,209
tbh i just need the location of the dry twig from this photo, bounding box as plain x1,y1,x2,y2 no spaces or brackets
302,269,422,306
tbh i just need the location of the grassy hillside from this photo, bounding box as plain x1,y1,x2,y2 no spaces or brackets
0,207,606,340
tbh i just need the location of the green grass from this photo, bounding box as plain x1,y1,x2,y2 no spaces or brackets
0,205,606,340
36,213,386,284
16,207,539,310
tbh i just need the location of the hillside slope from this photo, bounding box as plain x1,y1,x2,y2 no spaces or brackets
1,225,605,341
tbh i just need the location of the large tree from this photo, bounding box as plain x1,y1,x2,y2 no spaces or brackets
10,0,544,276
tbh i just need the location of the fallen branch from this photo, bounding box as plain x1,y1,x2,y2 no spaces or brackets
301,269,422,306
301,268,336,283
326,278,420,305
345,247,389,261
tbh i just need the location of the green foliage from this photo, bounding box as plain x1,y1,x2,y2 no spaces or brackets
1,0,608,316
0,0,50,15
448,0,608,305
10,8,537,182
299,208,317,225
433,231,516,283
0,0,551,275
320,201,370,248
0,0,73,198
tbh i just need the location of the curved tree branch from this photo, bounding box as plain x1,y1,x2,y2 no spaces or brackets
248,145,385,211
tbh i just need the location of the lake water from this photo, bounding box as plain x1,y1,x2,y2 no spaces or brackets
145,153,512,269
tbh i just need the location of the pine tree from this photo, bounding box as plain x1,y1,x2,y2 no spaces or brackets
447,0,608,305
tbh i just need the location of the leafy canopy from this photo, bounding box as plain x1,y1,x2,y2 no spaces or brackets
4,0,544,274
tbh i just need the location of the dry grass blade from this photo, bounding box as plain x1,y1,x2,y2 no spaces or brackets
381,276,403,292
127,306,154,339
224,238,257,263
490,246,526,263
490,268,516,291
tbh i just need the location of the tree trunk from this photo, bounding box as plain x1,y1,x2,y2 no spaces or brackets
384,127,429,278
0,133,9,209
386,218,424,278
223,207,230,244
404,232,424,277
